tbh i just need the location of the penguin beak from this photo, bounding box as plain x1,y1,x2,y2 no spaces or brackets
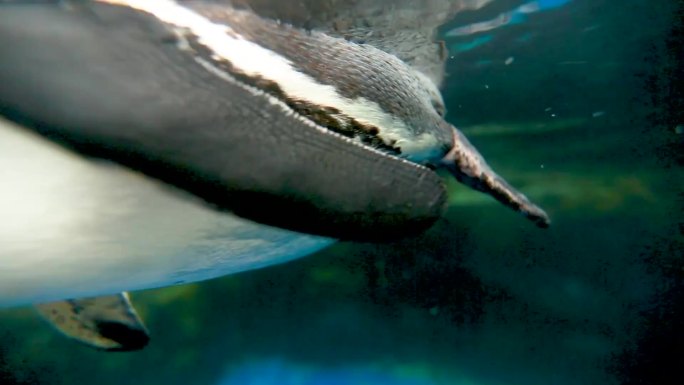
440,124,551,228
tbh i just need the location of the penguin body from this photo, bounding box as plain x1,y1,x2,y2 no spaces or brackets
0,119,332,307
0,0,548,350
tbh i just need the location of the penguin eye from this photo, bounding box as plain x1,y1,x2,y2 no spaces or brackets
432,99,446,117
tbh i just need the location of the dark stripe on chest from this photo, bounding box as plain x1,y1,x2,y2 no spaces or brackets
182,32,402,156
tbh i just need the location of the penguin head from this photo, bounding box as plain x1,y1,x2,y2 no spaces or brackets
98,1,549,227
252,29,550,227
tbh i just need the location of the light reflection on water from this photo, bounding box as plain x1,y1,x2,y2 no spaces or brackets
447,0,572,37
217,359,437,385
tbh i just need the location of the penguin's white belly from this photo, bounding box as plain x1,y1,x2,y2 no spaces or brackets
0,119,333,307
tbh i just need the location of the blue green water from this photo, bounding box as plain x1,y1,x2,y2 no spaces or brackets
1,1,682,384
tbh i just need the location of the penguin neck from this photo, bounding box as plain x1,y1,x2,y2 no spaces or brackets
185,3,376,102
187,3,418,156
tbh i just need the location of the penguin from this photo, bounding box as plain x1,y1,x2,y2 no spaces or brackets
0,0,548,350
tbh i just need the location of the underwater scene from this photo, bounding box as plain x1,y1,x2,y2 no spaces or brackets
0,0,682,384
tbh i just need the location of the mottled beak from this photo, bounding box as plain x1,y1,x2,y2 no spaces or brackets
440,124,550,228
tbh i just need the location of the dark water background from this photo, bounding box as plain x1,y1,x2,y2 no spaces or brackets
1,0,682,384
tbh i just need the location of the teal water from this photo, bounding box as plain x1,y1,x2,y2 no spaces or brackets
1,1,682,384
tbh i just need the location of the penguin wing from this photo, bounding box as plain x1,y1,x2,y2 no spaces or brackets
0,2,446,241
229,0,481,86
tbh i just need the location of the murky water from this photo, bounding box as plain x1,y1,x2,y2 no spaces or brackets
1,1,682,384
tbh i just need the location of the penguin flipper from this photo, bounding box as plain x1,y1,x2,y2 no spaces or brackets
35,292,149,352
0,2,447,241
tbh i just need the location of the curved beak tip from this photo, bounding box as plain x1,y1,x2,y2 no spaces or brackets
440,125,551,229
524,204,551,229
